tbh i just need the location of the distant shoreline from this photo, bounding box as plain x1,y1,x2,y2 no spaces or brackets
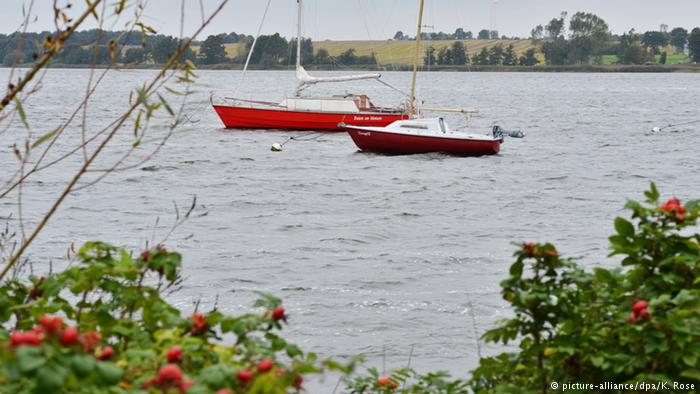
3,63,700,73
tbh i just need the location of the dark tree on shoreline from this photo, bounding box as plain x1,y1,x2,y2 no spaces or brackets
199,34,227,64
689,28,700,63
670,27,689,53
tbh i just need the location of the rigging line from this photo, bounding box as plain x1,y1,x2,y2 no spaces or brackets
659,119,700,130
376,0,401,71
375,78,410,98
355,0,381,70
241,0,273,82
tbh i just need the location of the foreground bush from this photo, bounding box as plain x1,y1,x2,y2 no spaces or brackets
0,243,467,393
0,243,344,393
469,184,700,393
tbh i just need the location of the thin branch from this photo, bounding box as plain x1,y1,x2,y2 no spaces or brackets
0,0,104,111
0,0,231,281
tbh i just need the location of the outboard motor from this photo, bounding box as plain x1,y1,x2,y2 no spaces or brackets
493,125,525,139
492,125,504,139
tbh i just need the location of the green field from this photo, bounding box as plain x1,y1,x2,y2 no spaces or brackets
193,39,537,66
197,40,690,67
600,53,689,65
313,39,535,65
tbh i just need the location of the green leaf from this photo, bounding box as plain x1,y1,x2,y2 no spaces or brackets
96,362,123,385
14,97,29,129
644,182,659,202
16,346,45,372
683,354,698,367
36,364,68,391
165,86,185,96
158,93,174,116
31,127,60,149
681,370,700,381
685,199,700,211
614,217,635,238
590,355,604,367
286,344,303,358
200,366,226,388
71,354,96,377
134,109,143,136
509,261,524,278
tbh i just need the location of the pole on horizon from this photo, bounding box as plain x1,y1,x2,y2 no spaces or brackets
296,0,303,70
409,0,425,117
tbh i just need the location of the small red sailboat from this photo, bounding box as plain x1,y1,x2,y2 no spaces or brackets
343,118,504,156
212,0,408,131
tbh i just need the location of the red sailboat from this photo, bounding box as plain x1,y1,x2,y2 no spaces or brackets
212,0,408,131
343,118,504,156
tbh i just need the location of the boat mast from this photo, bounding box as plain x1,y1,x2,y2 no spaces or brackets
409,0,426,117
296,0,303,70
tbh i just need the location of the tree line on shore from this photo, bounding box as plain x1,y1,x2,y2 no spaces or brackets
393,28,517,41
0,30,260,67
2,17,699,68
423,42,539,67
530,12,700,65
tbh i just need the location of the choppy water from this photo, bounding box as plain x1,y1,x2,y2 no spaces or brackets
2,69,700,385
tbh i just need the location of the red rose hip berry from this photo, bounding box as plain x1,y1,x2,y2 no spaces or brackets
638,308,650,319
60,326,79,346
293,375,304,390
257,359,274,373
272,306,285,321
157,364,183,386
167,346,183,363
632,300,648,315
39,315,63,334
237,369,254,384
96,346,114,360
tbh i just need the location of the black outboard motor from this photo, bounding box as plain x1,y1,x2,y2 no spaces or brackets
493,125,525,139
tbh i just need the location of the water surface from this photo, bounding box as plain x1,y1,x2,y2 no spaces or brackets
1,69,699,383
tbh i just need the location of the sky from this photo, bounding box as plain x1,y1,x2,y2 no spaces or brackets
1,0,700,41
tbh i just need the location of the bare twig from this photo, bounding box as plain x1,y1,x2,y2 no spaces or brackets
0,0,231,281
1,0,104,111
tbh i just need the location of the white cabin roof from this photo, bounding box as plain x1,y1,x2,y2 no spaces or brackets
280,97,360,113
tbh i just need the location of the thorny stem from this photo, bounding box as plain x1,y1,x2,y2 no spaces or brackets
76,289,89,325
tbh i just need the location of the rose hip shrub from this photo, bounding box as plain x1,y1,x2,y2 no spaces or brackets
0,242,353,393
469,184,700,393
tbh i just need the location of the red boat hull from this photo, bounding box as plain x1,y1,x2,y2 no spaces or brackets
347,129,501,156
213,105,408,131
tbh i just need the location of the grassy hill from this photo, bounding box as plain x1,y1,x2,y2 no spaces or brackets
197,40,690,68
199,39,537,66
313,39,534,65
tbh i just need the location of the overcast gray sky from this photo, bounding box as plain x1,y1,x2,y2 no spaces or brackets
2,0,699,40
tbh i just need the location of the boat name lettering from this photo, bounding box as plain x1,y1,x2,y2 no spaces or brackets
353,116,383,121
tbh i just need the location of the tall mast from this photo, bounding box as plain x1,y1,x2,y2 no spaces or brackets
409,0,425,117
296,0,303,70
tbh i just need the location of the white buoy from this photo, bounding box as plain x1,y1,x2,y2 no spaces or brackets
651,127,661,133
271,143,283,152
